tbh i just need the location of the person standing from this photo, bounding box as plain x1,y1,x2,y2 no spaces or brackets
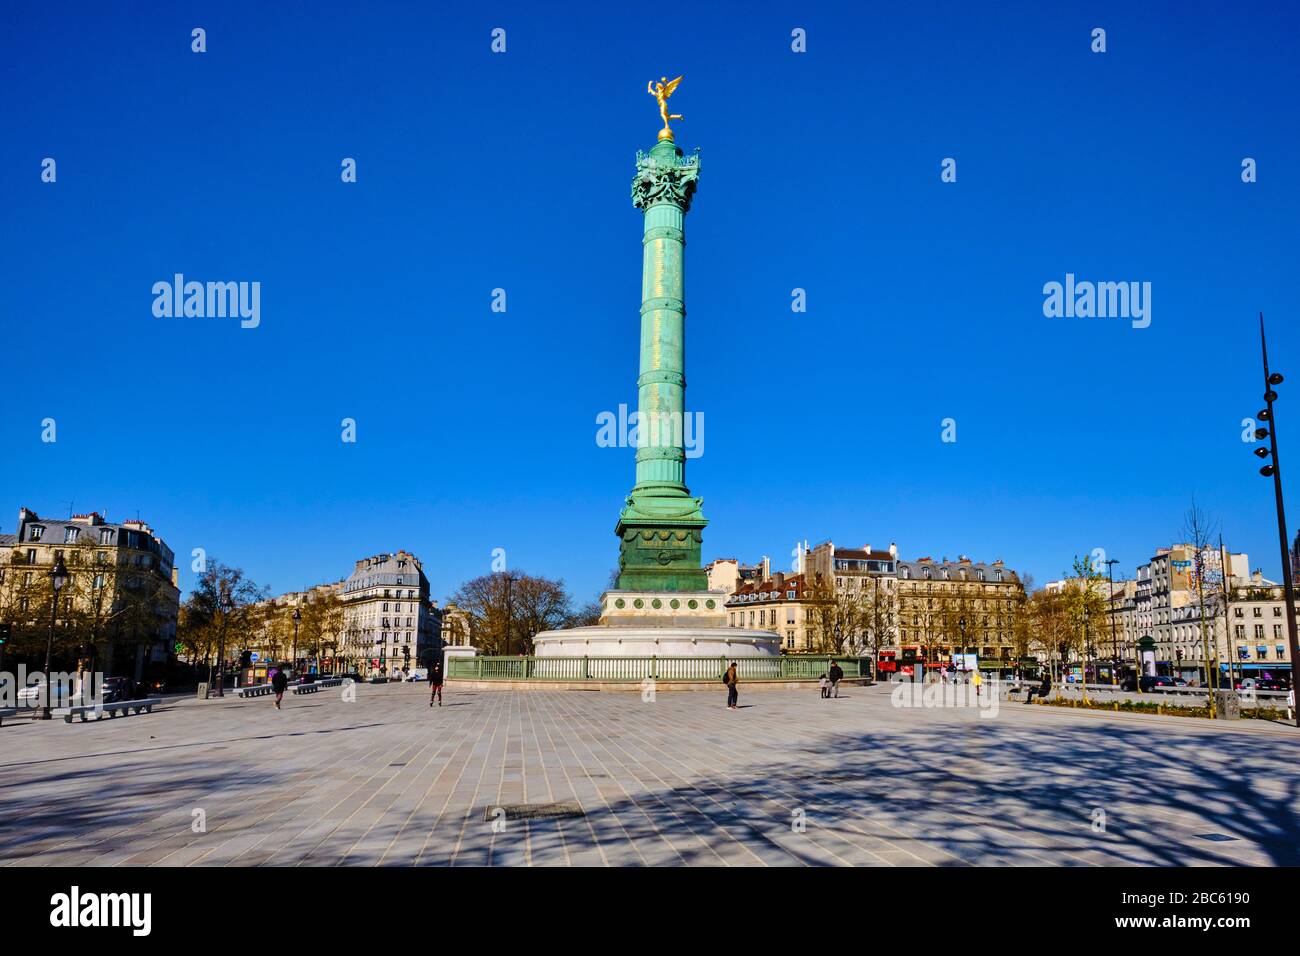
429,661,444,707
828,660,844,698
972,668,983,698
271,666,289,710
724,661,739,710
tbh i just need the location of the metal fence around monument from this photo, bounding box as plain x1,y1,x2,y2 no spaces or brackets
445,655,868,683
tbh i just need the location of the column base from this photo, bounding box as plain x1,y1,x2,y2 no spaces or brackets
615,502,708,592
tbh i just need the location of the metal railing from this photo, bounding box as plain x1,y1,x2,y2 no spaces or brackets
446,655,868,683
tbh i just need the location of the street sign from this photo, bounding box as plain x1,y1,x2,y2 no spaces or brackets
250,652,261,662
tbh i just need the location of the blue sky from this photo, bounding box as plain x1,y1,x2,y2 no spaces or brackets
3,1,1298,604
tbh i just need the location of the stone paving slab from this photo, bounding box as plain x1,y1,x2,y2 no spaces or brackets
0,682,1297,866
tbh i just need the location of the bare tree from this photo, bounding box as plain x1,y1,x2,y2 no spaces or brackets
1182,499,1222,708
449,571,576,655
805,577,869,656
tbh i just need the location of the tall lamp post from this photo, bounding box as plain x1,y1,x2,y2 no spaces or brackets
1105,558,1120,685
1251,314,1300,725
1082,606,1091,705
292,607,301,675
37,557,70,719
215,587,233,698
956,616,966,684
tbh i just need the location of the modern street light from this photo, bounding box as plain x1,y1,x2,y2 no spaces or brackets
38,557,69,720
1251,314,1300,725
292,606,302,676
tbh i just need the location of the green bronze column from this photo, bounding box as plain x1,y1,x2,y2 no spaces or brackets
615,134,708,592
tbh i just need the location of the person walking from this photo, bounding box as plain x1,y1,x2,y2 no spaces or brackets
429,661,444,707
724,661,739,710
828,660,844,698
972,668,983,698
271,666,289,710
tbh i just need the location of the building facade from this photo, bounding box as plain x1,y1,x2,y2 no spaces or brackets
0,507,179,680
339,551,442,678
716,541,1025,665
894,556,1026,671
724,569,819,651
1110,545,1251,677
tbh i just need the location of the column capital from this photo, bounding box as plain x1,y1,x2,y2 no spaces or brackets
632,145,700,212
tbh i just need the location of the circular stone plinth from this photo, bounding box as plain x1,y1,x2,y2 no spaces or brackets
532,625,780,658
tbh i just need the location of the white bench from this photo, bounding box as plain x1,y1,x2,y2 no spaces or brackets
56,698,161,723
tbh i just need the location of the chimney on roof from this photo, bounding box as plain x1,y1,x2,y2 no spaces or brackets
760,555,771,580
889,542,897,558
863,543,871,554
774,571,786,588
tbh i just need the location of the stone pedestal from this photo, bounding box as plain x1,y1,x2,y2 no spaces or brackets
443,645,478,670
534,589,779,658
533,625,779,658
600,589,726,627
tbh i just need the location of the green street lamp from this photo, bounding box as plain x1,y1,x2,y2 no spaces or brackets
37,557,69,720
292,607,301,676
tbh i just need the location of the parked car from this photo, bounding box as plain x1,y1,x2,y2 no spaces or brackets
101,677,133,703
1140,675,1178,692
17,680,77,708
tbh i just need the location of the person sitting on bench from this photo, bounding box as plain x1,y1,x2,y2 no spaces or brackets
1024,674,1051,703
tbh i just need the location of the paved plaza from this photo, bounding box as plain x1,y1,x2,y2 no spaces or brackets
2,682,1298,867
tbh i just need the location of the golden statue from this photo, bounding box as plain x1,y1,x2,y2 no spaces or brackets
648,75,683,141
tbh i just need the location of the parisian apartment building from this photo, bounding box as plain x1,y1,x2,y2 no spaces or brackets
338,551,442,678
1104,545,1300,681
0,507,180,681
710,540,1027,663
